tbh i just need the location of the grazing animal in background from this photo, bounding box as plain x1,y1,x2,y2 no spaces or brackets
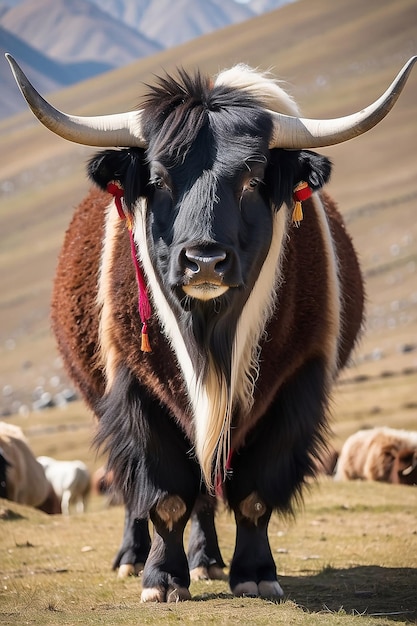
92,465,123,506
0,422,61,514
334,426,417,485
37,456,91,515
313,446,339,477
391,448,417,485
7,53,416,601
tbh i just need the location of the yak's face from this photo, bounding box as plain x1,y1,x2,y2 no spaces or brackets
92,142,330,312
87,72,332,364
89,138,330,319
89,135,331,366
146,123,273,315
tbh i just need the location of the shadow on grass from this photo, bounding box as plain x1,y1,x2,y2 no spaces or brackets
283,565,417,621
194,566,417,621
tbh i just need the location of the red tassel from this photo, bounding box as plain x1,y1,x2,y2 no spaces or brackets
107,182,125,219
215,449,233,497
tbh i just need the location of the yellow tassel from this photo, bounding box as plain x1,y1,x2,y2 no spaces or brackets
141,332,151,353
292,200,303,226
126,214,133,231
292,181,311,226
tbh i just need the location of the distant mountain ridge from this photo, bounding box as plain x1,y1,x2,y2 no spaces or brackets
0,0,294,119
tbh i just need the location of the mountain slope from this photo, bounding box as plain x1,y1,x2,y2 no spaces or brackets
0,0,293,118
0,0,161,116
0,0,416,427
1,0,160,63
87,0,253,47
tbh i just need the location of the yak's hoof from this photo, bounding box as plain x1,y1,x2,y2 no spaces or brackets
232,580,284,599
208,564,228,581
117,562,145,578
141,585,191,603
190,564,228,581
117,564,135,578
258,580,284,599
232,581,259,597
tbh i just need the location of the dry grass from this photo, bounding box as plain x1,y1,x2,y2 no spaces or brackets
1,476,416,625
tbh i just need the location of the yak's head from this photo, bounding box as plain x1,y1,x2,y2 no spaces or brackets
86,69,331,353
7,54,416,488
392,448,417,485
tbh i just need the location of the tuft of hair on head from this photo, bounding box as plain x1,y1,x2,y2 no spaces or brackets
214,64,300,117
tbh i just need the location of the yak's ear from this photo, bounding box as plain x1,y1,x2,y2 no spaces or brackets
296,150,332,191
87,148,148,208
266,148,332,210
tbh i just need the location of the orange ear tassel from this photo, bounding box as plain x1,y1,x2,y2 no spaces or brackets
292,181,312,226
141,324,152,353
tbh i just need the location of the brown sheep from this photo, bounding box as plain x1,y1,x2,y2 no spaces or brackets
0,422,61,514
334,427,417,484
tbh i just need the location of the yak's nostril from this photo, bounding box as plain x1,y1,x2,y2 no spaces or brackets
184,248,228,278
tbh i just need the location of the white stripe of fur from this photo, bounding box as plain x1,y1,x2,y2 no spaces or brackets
97,200,123,390
207,207,289,482
310,194,341,383
231,206,288,413
133,199,197,409
215,64,300,116
133,201,229,487
133,198,288,489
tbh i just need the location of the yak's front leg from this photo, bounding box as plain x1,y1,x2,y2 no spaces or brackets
226,359,329,599
229,492,284,599
141,494,192,602
96,367,201,601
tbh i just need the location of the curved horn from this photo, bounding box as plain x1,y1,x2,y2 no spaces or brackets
269,56,417,149
6,53,147,147
401,453,417,476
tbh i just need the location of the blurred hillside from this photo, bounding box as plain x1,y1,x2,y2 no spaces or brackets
0,0,416,445
0,0,293,118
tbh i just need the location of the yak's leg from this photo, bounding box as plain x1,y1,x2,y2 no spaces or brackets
188,493,227,581
225,358,328,598
141,495,193,603
96,367,201,601
61,490,71,516
113,507,151,578
229,494,283,599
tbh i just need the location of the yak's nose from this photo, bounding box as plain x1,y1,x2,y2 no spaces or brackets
183,247,229,283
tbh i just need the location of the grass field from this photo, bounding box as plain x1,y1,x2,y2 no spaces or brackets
1,472,417,625
1,0,417,623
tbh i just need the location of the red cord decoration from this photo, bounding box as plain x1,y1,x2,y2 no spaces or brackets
107,182,152,352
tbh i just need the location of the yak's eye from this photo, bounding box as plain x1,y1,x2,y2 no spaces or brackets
244,177,262,192
151,177,166,190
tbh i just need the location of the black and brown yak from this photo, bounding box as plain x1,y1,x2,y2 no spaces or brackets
7,54,416,601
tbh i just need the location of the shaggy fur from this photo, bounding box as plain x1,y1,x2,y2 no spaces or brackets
50,65,365,600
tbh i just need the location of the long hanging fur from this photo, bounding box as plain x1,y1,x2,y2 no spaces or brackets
128,67,340,489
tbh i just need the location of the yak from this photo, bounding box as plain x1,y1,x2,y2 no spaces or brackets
334,426,417,484
6,53,416,602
